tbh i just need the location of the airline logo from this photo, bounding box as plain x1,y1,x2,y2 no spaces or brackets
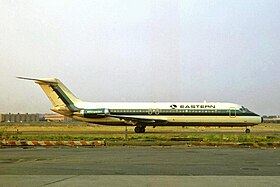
170,104,216,109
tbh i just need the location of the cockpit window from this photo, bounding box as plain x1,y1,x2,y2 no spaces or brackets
240,106,250,112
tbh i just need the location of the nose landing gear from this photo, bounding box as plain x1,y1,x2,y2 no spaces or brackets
134,125,146,133
245,127,251,134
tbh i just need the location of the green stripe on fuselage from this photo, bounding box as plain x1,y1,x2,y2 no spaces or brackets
109,109,259,117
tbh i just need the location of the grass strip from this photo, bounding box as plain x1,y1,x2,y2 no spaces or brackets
2,134,280,143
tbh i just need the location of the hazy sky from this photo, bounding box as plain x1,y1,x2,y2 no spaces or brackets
0,0,279,115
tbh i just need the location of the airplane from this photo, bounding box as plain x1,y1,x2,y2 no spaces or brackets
17,77,263,133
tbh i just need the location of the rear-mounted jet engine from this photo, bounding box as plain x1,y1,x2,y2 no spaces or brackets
74,108,110,118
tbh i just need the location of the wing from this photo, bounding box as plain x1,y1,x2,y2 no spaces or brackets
108,114,168,125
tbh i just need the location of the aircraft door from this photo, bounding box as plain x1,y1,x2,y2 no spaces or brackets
229,107,236,118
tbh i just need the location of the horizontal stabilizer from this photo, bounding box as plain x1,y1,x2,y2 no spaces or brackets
17,77,57,84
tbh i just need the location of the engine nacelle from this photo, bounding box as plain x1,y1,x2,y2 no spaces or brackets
74,108,110,118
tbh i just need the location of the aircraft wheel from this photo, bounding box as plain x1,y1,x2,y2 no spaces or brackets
135,126,142,133
140,127,146,133
245,129,250,133
135,126,146,133
135,126,141,133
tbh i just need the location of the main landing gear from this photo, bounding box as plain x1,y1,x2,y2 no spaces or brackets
134,125,146,133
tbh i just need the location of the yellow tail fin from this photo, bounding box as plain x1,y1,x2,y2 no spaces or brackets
17,77,82,113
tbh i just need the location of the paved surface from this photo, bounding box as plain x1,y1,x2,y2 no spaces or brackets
0,147,279,186
0,175,279,187
6,130,280,135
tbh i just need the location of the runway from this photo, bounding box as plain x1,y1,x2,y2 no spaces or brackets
0,147,279,186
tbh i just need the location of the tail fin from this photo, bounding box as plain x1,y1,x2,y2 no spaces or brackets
17,77,81,112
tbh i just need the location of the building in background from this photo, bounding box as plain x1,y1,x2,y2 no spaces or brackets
44,114,72,122
0,113,73,123
0,113,39,122
262,116,280,123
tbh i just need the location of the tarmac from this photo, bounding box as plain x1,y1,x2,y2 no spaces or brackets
0,146,279,186
4,130,280,135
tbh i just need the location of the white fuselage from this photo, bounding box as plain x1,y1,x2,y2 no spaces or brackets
70,102,262,127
